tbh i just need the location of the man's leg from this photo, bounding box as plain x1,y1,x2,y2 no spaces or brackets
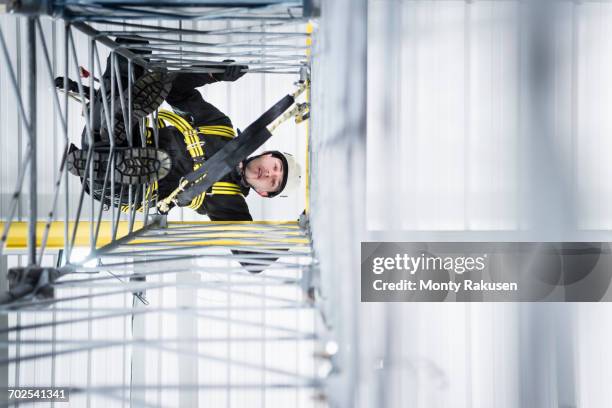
101,36,152,86
166,88,233,128
54,37,149,101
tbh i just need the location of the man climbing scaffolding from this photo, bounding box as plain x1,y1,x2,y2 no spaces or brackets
56,37,306,224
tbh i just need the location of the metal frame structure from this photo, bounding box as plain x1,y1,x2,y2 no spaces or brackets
0,1,331,406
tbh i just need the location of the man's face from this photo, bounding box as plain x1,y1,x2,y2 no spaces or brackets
243,153,284,197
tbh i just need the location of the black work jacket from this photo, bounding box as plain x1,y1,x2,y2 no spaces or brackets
152,112,253,222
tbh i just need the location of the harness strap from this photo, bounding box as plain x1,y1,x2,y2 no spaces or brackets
174,93,294,204
156,110,243,210
158,110,204,162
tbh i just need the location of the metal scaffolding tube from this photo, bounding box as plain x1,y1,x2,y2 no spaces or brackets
137,340,313,381
73,381,322,392
82,216,162,261
126,59,136,232
0,305,314,333
47,279,309,295
146,56,303,69
93,17,306,35
34,19,70,264
164,220,300,227
90,41,147,247
109,52,117,243
63,22,71,261
84,246,312,257
0,335,317,346
72,252,309,270
56,266,303,286
88,37,96,256
123,46,306,61
133,236,308,244
72,13,307,22
136,42,307,53
0,335,316,376
112,235,312,247
0,27,32,143
0,275,309,311
59,0,299,4
71,21,150,66
0,158,32,258
131,229,307,237
52,281,306,307
61,1,304,22
120,238,309,247
99,33,306,49
65,28,102,259
0,26,37,259
100,29,307,38
27,17,37,266
118,236,308,245
148,225,302,232
111,242,311,251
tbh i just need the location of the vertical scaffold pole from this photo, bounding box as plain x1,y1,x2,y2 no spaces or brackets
27,17,37,266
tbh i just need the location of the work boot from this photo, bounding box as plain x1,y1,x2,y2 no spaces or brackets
100,70,173,145
66,144,172,185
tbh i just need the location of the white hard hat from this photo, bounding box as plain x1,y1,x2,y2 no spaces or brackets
279,152,302,197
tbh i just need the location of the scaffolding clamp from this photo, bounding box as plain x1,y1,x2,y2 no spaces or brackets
295,103,310,124
2,266,61,305
6,0,52,15
291,79,309,101
299,64,311,83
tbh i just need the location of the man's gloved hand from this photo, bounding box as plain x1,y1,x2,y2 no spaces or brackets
54,77,80,93
157,198,179,215
157,204,170,215
211,60,248,82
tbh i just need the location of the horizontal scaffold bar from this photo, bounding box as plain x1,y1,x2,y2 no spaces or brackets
0,221,305,249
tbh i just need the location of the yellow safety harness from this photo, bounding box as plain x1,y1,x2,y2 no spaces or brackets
120,111,243,213
155,110,243,209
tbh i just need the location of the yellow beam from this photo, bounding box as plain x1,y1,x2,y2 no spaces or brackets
164,220,298,225
305,21,313,215
1,221,143,249
0,221,305,249
129,238,310,246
